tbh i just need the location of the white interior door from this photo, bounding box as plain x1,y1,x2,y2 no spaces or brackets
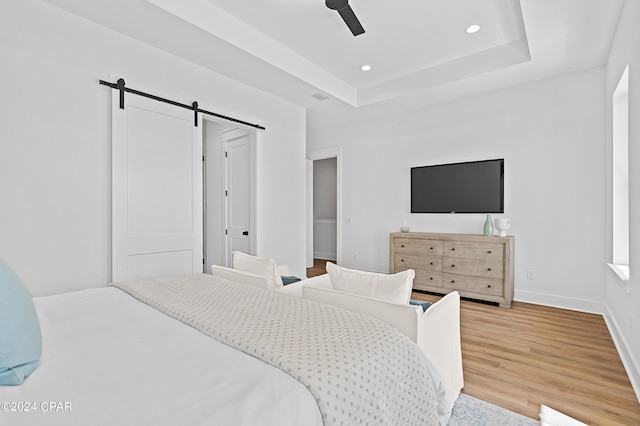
224,129,252,266
112,90,203,281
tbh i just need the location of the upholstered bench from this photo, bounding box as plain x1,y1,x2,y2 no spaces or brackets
214,260,462,422
279,263,462,419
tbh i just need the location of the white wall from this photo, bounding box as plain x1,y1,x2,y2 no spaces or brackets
604,0,640,399
0,1,307,296
313,158,337,220
308,67,607,313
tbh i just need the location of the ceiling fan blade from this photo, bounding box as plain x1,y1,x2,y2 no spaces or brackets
337,4,365,36
325,0,348,9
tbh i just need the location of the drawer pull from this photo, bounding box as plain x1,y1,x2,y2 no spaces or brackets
430,262,434,265
488,250,492,254
401,244,405,248
430,277,433,280
487,268,492,271
451,248,455,251
400,259,405,262
451,280,455,283
487,285,492,288
430,247,434,250
451,264,455,268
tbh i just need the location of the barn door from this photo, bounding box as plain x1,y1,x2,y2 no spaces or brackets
112,89,203,281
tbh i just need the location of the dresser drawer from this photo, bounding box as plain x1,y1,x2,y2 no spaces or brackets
442,257,503,279
442,273,503,297
413,270,443,289
395,266,443,289
443,241,504,261
394,238,443,256
394,253,442,271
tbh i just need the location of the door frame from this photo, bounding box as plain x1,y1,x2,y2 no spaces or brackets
307,146,342,266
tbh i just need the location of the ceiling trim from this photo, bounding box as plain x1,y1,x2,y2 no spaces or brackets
147,0,358,105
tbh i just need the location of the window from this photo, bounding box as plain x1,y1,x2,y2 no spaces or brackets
609,65,629,281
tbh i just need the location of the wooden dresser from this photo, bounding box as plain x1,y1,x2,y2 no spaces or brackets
389,232,514,308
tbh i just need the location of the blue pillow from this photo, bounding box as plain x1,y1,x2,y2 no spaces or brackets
281,275,302,285
0,259,42,385
409,299,432,312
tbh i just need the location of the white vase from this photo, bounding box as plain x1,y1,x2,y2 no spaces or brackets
494,218,511,236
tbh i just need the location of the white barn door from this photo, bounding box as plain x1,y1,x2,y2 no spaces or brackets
112,91,203,281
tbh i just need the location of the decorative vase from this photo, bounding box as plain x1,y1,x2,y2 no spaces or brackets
483,213,494,236
494,218,511,236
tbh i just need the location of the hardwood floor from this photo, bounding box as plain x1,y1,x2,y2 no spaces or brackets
412,292,640,425
306,260,640,425
306,258,335,278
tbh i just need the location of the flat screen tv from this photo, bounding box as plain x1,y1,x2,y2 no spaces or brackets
411,159,504,213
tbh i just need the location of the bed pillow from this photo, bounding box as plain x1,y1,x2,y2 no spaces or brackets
0,259,42,386
326,262,414,305
232,251,282,287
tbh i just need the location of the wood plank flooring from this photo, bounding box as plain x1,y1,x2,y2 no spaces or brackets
306,258,335,278
412,292,640,425
307,260,640,425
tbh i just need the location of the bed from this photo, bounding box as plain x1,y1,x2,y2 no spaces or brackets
1,272,455,426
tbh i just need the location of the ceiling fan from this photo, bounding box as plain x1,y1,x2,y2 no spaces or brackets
325,0,365,36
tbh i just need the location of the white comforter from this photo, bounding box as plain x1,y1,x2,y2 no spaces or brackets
111,274,441,425
1,275,448,425
0,287,323,426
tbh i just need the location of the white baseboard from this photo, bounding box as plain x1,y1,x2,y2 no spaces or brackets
603,305,640,404
515,290,605,314
313,252,336,261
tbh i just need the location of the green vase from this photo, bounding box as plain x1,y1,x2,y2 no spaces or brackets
483,214,493,236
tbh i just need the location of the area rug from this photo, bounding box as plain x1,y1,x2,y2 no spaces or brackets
448,393,539,426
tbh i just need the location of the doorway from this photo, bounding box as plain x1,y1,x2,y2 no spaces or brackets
312,158,337,261
307,146,342,269
203,119,257,271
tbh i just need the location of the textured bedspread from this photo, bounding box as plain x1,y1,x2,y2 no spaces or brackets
111,274,440,426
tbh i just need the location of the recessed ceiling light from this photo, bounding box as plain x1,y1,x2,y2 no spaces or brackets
360,64,372,71
465,24,480,34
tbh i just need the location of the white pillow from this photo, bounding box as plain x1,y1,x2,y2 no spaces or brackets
232,251,283,287
326,262,414,305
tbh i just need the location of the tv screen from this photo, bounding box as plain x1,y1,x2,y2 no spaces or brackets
411,159,504,213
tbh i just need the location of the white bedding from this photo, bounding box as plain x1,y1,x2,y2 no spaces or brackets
111,274,441,425
0,287,323,426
